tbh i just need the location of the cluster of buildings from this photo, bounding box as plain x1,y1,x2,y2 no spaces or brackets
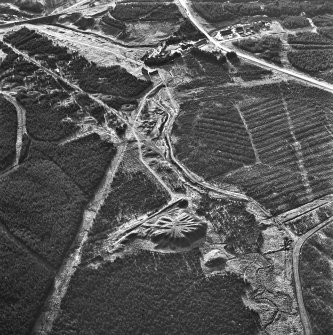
216,21,271,40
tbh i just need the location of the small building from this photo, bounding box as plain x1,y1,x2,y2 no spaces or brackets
142,67,158,80
235,26,244,34
220,28,232,36
149,69,158,76
142,67,149,76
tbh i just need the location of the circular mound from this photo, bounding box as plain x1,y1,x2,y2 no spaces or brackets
145,211,207,250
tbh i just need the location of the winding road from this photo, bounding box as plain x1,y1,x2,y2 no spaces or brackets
158,74,270,217
292,216,333,335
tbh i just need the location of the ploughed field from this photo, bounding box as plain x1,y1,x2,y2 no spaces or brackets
170,52,333,214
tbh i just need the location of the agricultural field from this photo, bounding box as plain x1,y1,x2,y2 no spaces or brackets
226,81,333,214
170,53,258,180
169,51,333,214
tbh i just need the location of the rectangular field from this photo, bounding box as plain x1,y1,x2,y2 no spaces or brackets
169,51,333,214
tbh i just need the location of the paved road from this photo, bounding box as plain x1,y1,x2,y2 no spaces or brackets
292,216,333,335
177,0,333,94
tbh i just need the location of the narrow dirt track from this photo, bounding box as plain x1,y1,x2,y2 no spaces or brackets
32,142,127,335
131,82,177,199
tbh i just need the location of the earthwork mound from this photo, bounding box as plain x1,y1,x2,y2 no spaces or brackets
143,210,207,250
